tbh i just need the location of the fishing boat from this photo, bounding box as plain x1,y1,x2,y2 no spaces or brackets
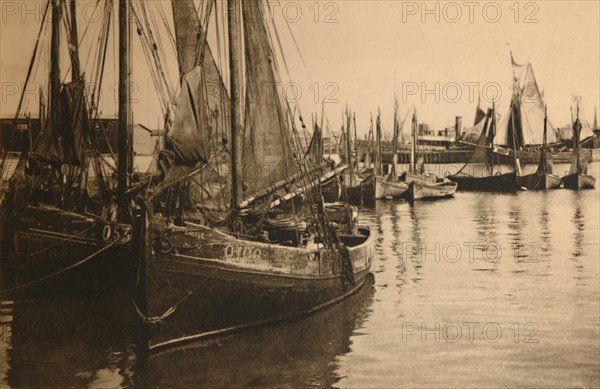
517,106,562,190
342,109,376,205
562,104,596,189
448,106,518,192
306,113,345,203
0,0,137,298
402,110,457,201
451,53,570,192
135,0,374,350
374,105,409,200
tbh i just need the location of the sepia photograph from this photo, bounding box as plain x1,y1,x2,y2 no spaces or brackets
0,0,599,388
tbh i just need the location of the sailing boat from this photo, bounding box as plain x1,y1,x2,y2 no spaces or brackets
0,0,135,297
137,0,374,350
306,114,345,203
402,110,457,201
517,106,562,190
448,105,518,192
562,103,596,189
373,106,409,200
344,109,376,206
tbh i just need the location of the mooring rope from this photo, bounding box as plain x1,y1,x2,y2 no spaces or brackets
132,267,219,325
0,232,122,296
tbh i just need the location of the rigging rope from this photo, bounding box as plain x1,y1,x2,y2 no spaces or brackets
0,0,50,180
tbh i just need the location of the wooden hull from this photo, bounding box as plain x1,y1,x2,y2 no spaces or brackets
374,176,409,200
448,172,517,192
402,173,457,201
141,221,374,350
1,205,134,299
346,174,376,206
408,180,457,201
517,171,562,190
321,174,342,203
562,173,596,190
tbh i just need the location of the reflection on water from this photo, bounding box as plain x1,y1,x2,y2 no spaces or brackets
1,297,142,388
143,279,375,389
0,163,598,388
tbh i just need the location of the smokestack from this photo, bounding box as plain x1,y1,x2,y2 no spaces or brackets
454,116,463,143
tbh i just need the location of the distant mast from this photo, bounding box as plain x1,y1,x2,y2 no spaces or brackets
375,108,382,176
574,103,581,173
391,95,399,177
345,108,354,186
410,110,417,174
540,105,548,172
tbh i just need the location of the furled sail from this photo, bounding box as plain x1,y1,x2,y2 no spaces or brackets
496,58,558,147
306,124,323,165
167,0,231,165
241,0,298,198
59,79,89,165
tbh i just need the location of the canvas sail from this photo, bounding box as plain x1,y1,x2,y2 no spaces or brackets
455,109,513,178
306,125,323,165
241,0,298,199
167,0,231,165
32,79,89,166
153,0,232,220
496,58,558,147
474,99,486,126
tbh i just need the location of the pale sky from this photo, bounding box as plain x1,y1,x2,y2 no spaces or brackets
1,0,599,138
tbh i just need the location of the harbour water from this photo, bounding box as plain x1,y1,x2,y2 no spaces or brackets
1,162,598,388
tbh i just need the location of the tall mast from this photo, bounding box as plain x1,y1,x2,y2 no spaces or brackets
353,113,358,171
346,108,354,186
375,108,381,176
69,0,81,80
117,0,131,220
540,105,548,172
509,51,523,152
391,95,399,177
490,102,496,175
228,0,243,210
411,110,417,174
50,0,62,134
509,99,520,176
320,101,325,159
574,103,581,173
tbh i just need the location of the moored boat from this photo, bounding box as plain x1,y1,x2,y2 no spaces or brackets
375,176,409,200
143,218,374,350
135,0,374,350
562,103,596,190
517,105,561,190
0,0,137,298
517,171,562,190
346,173,376,206
374,103,409,200
448,170,517,192
449,104,518,192
402,110,457,200
562,173,595,190
406,177,458,201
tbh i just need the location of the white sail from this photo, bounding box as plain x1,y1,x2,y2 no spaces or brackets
495,58,559,147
